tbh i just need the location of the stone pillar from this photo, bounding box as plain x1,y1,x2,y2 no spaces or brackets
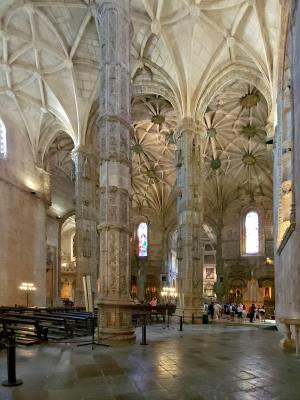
36,165,61,306
72,148,98,306
175,118,204,321
95,0,134,341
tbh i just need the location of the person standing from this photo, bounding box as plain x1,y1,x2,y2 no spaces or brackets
258,305,266,322
249,303,256,323
208,302,214,320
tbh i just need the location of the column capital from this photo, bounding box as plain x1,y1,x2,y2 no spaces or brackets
175,118,206,141
265,122,275,138
71,146,97,170
71,145,94,158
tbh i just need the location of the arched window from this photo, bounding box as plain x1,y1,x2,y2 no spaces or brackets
245,211,259,254
137,222,148,257
0,119,7,159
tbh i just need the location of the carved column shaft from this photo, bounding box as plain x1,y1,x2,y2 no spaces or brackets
176,118,203,320
72,148,98,306
96,0,134,341
214,221,225,302
37,165,60,306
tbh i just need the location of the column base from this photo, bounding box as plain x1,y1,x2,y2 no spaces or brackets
280,337,295,351
177,294,203,323
97,299,136,343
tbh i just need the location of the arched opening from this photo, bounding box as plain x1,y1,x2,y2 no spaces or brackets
60,214,76,303
42,131,75,306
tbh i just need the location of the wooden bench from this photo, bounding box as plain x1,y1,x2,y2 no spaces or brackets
44,312,94,336
0,316,48,343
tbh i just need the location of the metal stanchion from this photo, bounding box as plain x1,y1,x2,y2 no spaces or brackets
167,313,170,329
140,317,148,345
179,316,183,331
2,333,23,387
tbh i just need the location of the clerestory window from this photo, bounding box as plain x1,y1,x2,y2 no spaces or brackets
245,211,259,254
137,222,148,257
0,119,7,160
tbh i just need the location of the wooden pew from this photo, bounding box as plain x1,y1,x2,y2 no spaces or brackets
0,316,48,345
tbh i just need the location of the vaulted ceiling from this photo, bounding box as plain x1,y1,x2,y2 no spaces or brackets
0,0,283,216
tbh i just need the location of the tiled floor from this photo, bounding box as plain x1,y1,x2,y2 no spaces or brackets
0,322,299,400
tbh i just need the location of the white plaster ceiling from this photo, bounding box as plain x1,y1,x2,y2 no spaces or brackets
0,0,98,158
203,80,272,224
0,0,282,215
131,94,177,213
131,0,282,117
203,81,271,189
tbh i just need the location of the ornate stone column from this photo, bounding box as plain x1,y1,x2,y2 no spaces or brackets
36,164,62,306
95,0,134,341
214,221,225,302
71,148,98,306
175,118,204,321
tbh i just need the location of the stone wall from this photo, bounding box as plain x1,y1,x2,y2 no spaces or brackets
0,116,46,306
220,200,274,308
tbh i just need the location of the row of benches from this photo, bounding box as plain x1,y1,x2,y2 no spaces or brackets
0,304,176,346
0,308,96,345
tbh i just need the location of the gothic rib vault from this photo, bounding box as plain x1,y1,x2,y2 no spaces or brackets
0,0,280,199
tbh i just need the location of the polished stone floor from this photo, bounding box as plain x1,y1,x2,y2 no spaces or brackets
0,322,299,400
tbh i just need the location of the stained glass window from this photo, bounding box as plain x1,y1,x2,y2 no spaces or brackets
0,119,7,159
245,211,259,254
138,222,148,257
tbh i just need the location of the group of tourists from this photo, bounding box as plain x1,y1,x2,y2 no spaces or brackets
203,302,266,322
